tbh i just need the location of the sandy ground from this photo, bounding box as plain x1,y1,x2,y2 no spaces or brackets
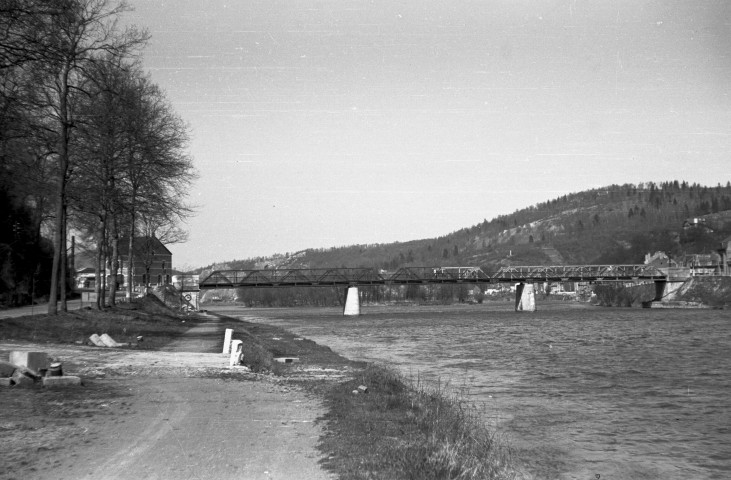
0,317,338,480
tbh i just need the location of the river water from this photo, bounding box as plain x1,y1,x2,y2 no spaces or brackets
209,303,731,480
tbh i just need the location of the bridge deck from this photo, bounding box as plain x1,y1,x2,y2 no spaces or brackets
198,265,668,289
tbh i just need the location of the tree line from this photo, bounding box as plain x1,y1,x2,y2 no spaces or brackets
1,0,195,312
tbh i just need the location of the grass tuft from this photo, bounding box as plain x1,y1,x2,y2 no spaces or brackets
240,338,282,375
318,364,524,480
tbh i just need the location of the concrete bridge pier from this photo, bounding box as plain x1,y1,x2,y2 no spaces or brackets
653,280,667,301
650,279,686,303
515,282,536,312
343,286,360,316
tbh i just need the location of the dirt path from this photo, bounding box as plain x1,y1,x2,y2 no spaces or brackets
1,315,336,480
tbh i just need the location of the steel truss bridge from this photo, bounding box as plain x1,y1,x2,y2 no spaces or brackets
198,265,668,290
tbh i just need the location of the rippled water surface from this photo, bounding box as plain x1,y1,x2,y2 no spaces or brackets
210,303,731,480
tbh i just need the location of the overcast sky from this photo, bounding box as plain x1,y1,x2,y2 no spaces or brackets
125,0,731,269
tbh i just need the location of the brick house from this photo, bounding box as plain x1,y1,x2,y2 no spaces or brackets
73,236,173,293
119,236,173,288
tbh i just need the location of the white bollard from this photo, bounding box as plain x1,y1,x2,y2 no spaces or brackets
229,339,243,367
222,328,233,354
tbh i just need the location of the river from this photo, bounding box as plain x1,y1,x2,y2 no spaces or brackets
208,302,731,480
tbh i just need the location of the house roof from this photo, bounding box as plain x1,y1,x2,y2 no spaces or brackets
118,236,172,257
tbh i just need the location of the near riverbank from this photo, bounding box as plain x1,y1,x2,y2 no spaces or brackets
593,276,731,308
0,297,525,480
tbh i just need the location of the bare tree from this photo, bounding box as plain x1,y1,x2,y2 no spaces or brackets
121,77,195,298
70,58,194,305
22,0,148,314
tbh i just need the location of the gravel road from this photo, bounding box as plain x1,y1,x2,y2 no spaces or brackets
1,315,337,480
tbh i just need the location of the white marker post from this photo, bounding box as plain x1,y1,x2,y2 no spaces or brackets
229,340,243,367
222,328,233,354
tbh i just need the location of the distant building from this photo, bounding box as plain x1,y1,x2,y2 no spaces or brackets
119,236,173,287
682,217,714,233
679,253,721,276
644,251,677,268
74,236,173,290
718,236,731,276
75,267,96,289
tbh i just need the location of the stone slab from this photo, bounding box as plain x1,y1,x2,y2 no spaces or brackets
0,360,17,377
43,376,82,387
0,377,12,387
11,370,35,387
16,365,41,379
9,351,48,372
89,333,106,347
100,333,125,347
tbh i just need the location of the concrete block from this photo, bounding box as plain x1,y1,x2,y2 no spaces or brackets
43,376,82,387
274,357,300,364
229,339,243,367
9,351,48,372
0,377,13,387
11,370,35,387
89,333,106,347
0,360,17,377
99,333,124,347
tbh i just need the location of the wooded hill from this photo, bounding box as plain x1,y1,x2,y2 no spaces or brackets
200,181,731,275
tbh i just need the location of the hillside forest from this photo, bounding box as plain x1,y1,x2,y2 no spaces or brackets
200,181,731,307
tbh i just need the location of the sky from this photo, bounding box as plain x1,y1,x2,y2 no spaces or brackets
124,0,731,269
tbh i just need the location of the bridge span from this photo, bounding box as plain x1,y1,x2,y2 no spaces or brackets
198,264,672,314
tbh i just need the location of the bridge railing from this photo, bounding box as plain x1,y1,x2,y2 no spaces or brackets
199,264,669,289
199,266,493,288
389,266,491,283
493,264,666,281
199,268,388,288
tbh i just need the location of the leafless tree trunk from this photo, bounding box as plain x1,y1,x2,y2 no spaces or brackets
108,212,119,306
93,213,106,309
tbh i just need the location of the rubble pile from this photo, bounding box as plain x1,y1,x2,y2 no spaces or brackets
88,332,135,347
1,351,81,387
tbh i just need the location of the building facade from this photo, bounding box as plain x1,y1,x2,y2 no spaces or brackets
119,236,173,287
75,237,173,290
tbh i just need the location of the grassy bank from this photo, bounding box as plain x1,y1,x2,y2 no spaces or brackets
2,301,523,479
0,297,202,348
315,365,521,480
225,315,524,478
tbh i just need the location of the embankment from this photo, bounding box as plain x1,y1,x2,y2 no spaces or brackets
594,276,731,308
659,276,731,308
